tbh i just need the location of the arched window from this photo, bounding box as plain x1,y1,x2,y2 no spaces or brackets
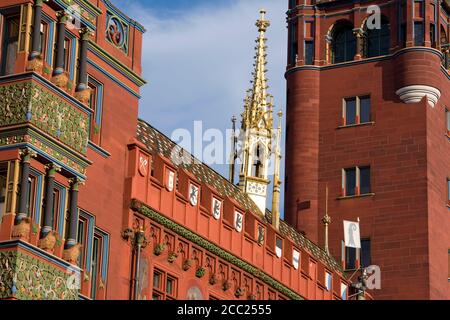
366,18,390,58
251,144,265,179
331,21,356,63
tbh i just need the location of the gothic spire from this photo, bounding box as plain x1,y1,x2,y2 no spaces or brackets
242,9,273,132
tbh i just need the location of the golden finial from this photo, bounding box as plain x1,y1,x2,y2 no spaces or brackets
322,184,332,255
256,9,270,32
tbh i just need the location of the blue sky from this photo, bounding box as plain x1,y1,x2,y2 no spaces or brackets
117,0,287,215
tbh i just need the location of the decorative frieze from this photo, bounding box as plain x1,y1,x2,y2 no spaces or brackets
0,81,89,154
0,250,78,300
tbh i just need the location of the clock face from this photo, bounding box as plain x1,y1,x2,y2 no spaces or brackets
246,181,267,196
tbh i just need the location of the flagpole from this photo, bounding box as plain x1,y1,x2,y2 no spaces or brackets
322,184,331,255
356,217,361,269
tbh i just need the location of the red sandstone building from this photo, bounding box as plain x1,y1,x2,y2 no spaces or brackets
285,0,450,299
0,0,356,300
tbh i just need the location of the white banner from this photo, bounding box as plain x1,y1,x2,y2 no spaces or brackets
343,220,361,249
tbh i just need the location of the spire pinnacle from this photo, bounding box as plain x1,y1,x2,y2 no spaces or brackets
242,9,273,131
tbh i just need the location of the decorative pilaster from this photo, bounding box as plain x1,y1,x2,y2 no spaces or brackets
27,0,48,72
52,11,70,88
75,28,93,104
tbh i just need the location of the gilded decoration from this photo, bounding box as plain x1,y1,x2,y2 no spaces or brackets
0,250,78,300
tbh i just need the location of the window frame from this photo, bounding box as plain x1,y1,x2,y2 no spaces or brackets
1,13,20,76
361,238,372,268
90,227,109,300
342,95,371,126
87,76,104,145
331,22,357,64
39,21,49,59
152,267,178,300
342,166,372,197
0,162,9,221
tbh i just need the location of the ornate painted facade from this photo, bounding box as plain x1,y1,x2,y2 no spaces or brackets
0,0,364,300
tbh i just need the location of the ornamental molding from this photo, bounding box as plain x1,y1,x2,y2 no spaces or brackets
396,85,441,108
130,199,303,300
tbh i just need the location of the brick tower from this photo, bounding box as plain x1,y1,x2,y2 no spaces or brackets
285,0,450,299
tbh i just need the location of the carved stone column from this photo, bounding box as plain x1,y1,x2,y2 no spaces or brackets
75,28,92,104
11,149,35,240
27,0,48,72
63,179,81,264
38,164,60,251
52,11,70,88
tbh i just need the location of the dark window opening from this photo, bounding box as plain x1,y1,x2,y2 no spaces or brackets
366,19,390,57
305,40,314,65
345,247,356,270
414,22,424,46
361,238,372,268
360,166,371,195
345,98,357,125
332,22,356,63
345,168,357,197
1,15,20,76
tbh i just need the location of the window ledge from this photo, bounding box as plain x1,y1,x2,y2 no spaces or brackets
337,122,375,129
337,193,375,200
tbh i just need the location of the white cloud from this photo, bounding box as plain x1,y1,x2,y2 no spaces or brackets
123,0,287,215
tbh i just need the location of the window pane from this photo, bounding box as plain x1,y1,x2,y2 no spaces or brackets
52,188,60,230
153,271,162,290
447,180,450,203
91,236,99,299
1,16,20,76
0,163,7,221
361,239,371,267
446,111,450,132
360,166,371,194
166,278,174,296
26,176,36,218
305,40,314,65
346,247,356,269
345,168,356,196
360,97,371,123
77,219,86,268
414,22,424,46
345,98,357,125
